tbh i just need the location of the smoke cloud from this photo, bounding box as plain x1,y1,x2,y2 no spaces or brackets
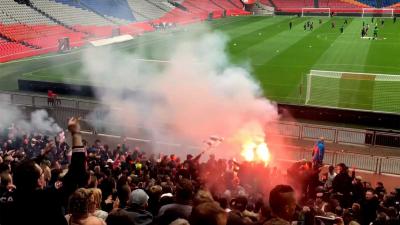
17,110,62,135
0,102,23,130
82,27,280,159
0,102,61,135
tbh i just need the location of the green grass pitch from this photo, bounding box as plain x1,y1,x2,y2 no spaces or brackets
0,16,400,113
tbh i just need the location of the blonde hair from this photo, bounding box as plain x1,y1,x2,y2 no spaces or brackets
88,188,102,210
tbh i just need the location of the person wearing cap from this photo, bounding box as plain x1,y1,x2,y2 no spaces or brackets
123,189,153,225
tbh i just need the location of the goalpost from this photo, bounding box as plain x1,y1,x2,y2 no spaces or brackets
362,8,394,18
305,70,400,113
301,8,331,17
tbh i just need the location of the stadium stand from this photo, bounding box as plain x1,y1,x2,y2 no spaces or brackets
30,0,117,26
386,0,400,7
0,38,34,57
0,0,85,49
0,0,56,25
126,0,171,21
318,0,370,8
29,0,121,36
357,0,400,7
77,0,135,21
271,0,314,11
0,0,250,62
52,0,132,24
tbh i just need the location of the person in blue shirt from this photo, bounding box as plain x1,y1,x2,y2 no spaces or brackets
312,137,325,167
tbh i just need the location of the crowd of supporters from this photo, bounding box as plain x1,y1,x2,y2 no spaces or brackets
0,117,399,225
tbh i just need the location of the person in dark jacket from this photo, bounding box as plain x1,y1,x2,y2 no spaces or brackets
332,163,353,208
361,190,379,225
2,158,67,225
123,189,153,225
352,176,365,203
157,179,193,224
0,117,88,225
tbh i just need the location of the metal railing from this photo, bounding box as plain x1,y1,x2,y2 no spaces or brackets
2,91,399,174
1,90,399,148
75,131,400,175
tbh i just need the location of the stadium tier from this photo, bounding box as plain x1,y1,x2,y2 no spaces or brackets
5,0,400,63
0,0,249,63
271,0,400,13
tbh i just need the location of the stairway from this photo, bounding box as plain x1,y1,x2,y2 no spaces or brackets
268,0,277,8
168,0,188,11
77,1,123,25
145,0,172,13
227,0,242,9
210,0,226,10
185,1,209,12
27,3,89,35
0,32,40,49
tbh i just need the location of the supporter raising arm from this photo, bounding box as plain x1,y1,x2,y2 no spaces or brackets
62,117,90,205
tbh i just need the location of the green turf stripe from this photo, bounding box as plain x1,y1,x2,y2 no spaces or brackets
210,16,270,31
365,18,400,112
309,18,374,110
220,16,290,38
253,17,345,103
244,18,315,66
313,18,372,73
227,17,297,56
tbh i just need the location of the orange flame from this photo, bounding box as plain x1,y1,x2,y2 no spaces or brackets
235,122,271,165
241,140,270,165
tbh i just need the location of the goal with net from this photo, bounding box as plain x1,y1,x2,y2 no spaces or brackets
305,70,400,113
362,8,394,18
301,8,331,17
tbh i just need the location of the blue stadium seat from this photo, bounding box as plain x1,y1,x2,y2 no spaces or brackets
54,0,135,21
356,0,400,7
381,0,400,7
54,0,83,9
80,0,135,21
356,0,378,7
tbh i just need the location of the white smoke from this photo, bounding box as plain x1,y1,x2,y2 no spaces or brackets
17,110,62,135
82,28,279,158
0,102,23,129
0,102,61,135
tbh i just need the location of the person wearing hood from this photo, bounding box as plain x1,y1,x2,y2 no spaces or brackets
123,189,153,225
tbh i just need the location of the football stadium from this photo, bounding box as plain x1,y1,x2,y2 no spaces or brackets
1,1,400,225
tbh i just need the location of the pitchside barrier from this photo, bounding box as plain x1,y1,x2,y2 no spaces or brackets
1,90,397,147
74,131,400,175
301,8,331,17
2,90,400,174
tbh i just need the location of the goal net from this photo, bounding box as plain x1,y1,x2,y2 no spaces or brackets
305,70,400,113
362,8,394,18
301,8,331,17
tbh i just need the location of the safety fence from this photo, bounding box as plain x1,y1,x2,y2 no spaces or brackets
269,122,368,146
1,91,399,147
2,91,400,174
76,131,400,175
276,146,400,175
